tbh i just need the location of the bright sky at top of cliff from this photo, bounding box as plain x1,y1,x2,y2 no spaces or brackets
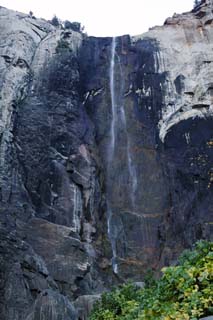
1,0,194,36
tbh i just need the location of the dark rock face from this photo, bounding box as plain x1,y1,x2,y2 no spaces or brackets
26,289,77,320
161,118,213,252
0,0,213,318
74,295,101,320
80,36,169,276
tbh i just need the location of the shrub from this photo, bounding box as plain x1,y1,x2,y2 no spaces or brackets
64,20,81,32
90,241,213,320
55,39,71,54
51,15,60,27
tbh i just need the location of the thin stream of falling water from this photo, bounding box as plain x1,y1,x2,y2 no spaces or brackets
107,207,118,274
109,36,116,160
107,37,118,274
107,37,138,274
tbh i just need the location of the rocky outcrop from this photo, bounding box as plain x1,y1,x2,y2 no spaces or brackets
0,0,212,319
74,295,101,320
0,7,108,320
26,290,77,320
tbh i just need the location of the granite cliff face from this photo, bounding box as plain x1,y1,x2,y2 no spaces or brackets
0,0,213,319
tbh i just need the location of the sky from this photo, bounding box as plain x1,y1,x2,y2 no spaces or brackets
0,0,194,36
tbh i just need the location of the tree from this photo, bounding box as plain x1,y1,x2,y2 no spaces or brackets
90,241,213,320
28,10,36,19
51,15,60,27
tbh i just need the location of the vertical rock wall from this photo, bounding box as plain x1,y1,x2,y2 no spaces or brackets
0,0,212,318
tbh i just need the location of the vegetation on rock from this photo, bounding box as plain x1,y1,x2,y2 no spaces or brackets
90,241,213,320
51,15,60,27
64,20,81,32
55,39,71,53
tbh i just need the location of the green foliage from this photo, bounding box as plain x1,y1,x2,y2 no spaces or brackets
64,20,81,32
55,39,71,54
90,283,139,320
51,15,60,27
144,269,156,288
90,241,213,320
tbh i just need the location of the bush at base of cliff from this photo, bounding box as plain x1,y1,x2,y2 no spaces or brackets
89,241,213,320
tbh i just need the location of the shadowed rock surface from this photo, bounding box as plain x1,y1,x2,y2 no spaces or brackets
0,0,212,319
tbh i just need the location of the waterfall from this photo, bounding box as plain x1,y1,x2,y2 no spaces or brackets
109,37,116,160
107,37,137,274
107,37,118,274
107,206,118,274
